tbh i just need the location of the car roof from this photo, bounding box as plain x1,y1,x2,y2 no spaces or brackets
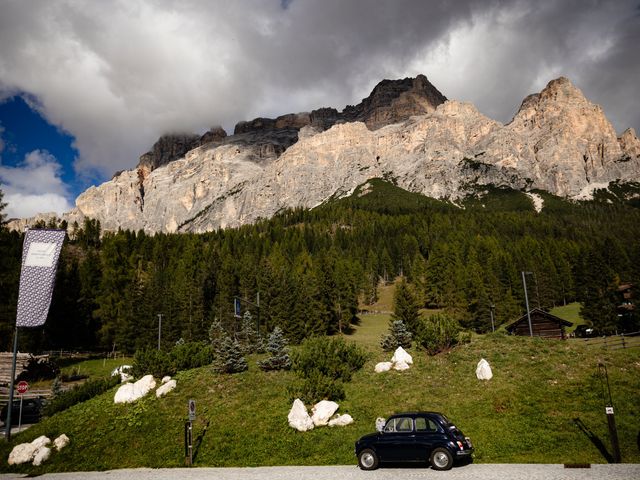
388,412,445,419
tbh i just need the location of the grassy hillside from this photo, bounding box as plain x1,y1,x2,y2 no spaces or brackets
2,315,639,474
550,303,585,333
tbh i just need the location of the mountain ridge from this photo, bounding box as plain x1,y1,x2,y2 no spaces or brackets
8,74,640,233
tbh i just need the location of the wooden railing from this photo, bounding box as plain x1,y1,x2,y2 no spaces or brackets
572,331,640,350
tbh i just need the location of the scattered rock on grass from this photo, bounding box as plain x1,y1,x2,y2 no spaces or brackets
476,358,493,380
156,379,177,398
311,400,339,426
288,398,314,432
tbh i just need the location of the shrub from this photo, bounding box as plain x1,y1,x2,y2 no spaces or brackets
380,319,413,351
43,376,120,417
169,341,215,371
132,348,175,378
415,313,462,355
258,326,291,371
16,356,60,382
290,336,367,403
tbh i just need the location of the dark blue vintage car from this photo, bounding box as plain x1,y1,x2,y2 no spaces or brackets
355,412,473,470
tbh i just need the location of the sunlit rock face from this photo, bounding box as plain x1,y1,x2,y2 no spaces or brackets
54,76,640,234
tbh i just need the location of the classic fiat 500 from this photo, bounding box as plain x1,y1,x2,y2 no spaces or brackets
355,412,473,471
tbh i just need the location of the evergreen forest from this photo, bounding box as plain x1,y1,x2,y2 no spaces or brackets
1,180,639,354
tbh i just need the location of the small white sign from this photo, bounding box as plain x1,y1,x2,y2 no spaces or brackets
188,399,196,421
25,242,57,267
605,406,614,414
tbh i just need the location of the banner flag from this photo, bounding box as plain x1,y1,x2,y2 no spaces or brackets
16,229,66,328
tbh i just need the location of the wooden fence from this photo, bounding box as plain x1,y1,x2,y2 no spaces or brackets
572,331,640,350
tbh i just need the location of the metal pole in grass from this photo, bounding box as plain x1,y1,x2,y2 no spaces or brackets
598,363,621,463
490,304,495,332
157,313,163,350
522,271,534,337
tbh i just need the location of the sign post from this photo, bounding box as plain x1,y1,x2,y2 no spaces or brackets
16,381,28,433
185,399,196,465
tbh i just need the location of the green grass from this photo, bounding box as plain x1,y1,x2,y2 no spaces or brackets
59,357,134,380
2,319,639,474
550,303,585,333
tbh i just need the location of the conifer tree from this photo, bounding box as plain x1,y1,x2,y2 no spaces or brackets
258,326,291,371
391,278,421,333
213,336,248,374
380,319,413,351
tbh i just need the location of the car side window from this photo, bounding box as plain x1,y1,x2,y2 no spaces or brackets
385,417,413,432
415,417,439,432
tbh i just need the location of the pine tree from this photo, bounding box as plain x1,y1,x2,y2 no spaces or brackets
258,326,291,371
391,278,421,333
380,319,413,351
237,311,263,354
213,336,248,374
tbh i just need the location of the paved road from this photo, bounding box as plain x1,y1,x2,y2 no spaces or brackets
1,464,639,480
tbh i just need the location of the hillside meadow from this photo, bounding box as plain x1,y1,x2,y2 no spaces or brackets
1,313,639,474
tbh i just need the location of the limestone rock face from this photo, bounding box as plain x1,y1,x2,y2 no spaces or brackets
138,134,202,174
28,75,639,235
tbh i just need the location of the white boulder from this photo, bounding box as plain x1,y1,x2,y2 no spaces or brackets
328,414,354,427
114,374,157,403
8,443,38,465
376,417,386,432
311,400,340,426
111,365,133,382
393,360,410,371
391,347,413,365
32,446,51,466
476,358,493,380
374,361,393,373
30,435,51,450
156,379,177,398
287,398,314,432
54,434,70,451
161,376,172,384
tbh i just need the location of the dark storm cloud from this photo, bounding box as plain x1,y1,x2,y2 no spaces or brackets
0,0,637,185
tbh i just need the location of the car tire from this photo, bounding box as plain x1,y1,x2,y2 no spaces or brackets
430,447,453,471
358,448,379,470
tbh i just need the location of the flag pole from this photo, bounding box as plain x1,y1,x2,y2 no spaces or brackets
4,325,18,442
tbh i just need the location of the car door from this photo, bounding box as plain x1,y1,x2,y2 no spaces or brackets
377,416,416,461
413,416,441,460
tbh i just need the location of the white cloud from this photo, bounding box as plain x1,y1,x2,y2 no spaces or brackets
0,0,637,185
0,150,73,218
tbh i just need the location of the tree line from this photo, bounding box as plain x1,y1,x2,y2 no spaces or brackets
0,184,638,353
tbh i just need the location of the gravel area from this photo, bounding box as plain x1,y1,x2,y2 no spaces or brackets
2,464,639,480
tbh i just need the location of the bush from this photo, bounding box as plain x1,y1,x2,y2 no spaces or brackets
169,341,215,371
380,319,413,351
415,313,462,355
16,356,60,382
43,376,120,417
132,348,175,378
290,336,367,403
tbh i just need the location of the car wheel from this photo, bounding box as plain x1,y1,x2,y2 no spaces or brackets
430,447,453,471
358,449,379,470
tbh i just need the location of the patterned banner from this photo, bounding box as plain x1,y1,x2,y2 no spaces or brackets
16,229,66,328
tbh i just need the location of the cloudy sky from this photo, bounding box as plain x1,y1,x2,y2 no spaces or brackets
0,0,638,218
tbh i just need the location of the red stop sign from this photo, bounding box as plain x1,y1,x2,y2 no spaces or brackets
16,381,29,395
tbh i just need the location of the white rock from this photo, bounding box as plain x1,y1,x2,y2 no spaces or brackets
114,374,157,403
32,446,51,466
287,398,314,432
54,434,70,451
374,361,392,373
391,347,413,365
476,358,493,380
328,414,354,427
161,376,172,384
133,374,157,398
156,379,177,397
393,360,410,371
111,365,133,383
31,435,51,449
8,443,37,465
311,400,340,426
376,417,386,432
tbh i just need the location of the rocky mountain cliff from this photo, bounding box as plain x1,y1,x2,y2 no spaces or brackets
15,75,640,234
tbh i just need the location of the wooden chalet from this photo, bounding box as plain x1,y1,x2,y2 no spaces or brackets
506,308,573,339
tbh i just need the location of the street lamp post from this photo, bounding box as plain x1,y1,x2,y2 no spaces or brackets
521,271,534,337
157,314,163,350
490,304,496,332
